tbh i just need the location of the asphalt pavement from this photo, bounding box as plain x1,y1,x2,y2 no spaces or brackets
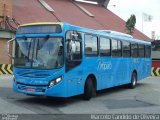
0,75,160,120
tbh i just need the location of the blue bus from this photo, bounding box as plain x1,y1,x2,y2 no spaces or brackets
9,22,151,100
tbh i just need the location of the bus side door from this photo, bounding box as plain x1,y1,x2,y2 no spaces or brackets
65,31,83,96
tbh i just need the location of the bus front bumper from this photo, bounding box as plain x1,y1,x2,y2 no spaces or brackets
13,80,67,97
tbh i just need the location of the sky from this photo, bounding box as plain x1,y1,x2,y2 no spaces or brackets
107,0,160,39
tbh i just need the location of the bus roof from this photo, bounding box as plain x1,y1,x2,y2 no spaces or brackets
18,22,151,45
64,22,151,45
19,22,63,27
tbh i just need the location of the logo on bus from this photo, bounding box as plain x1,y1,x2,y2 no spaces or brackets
98,61,112,70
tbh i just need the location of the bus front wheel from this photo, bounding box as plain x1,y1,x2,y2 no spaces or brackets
128,72,137,89
83,78,95,100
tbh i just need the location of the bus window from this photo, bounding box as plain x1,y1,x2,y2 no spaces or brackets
85,34,98,56
14,37,64,69
145,45,151,58
122,41,131,57
139,44,145,58
131,43,138,58
100,37,111,56
66,31,82,71
111,39,122,57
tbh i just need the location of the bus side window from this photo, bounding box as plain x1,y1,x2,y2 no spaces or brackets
111,39,122,57
85,34,98,56
139,44,145,58
131,43,138,58
99,37,111,56
122,41,131,57
145,45,151,58
66,31,82,72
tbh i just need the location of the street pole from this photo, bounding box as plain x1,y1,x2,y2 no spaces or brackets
142,13,143,33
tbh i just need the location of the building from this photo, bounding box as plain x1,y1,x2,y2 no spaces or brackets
0,0,151,64
0,0,16,64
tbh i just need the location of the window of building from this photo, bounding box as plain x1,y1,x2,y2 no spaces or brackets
152,41,160,59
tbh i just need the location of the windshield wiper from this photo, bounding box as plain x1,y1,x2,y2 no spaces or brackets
27,41,32,62
35,35,50,59
36,39,39,59
21,36,31,62
31,38,36,67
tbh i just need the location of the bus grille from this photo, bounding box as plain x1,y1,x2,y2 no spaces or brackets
17,71,51,78
18,85,46,93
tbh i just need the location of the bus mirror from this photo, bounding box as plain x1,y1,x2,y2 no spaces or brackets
7,38,15,58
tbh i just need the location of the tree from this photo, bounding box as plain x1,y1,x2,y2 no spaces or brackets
125,14,136,35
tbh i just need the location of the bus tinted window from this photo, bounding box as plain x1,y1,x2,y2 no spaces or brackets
123,41,131,57
85,35,98,56
112,39,122,57
66,31,82,71
145,45,151,58
139,44,145,58
100,37,111,56
131,43,138,58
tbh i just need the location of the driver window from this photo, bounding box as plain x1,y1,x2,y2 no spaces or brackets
66,31,82,72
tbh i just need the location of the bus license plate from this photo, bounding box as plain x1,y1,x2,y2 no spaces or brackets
26,88,35,92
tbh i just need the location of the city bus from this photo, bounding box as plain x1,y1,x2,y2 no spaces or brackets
8,22,152,100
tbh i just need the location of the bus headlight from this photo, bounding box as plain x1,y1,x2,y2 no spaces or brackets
49,76,62,88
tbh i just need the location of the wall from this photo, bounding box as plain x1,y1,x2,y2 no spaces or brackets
0,0,12,17
0,0,12,29
0,39,9,63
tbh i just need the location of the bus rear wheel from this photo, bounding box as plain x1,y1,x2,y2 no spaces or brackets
83,78,95,100
128,72,137,89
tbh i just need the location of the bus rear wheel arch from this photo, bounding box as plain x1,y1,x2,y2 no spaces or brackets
83,74,97,100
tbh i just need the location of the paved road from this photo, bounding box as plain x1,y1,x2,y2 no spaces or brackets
0,75,160,119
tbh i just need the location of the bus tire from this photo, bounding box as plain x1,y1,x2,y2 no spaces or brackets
83,78,94,100
128,72,137,89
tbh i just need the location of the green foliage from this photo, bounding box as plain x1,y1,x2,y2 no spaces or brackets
126,14,136,35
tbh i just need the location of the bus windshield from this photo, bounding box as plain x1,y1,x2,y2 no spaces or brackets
14,37,64,69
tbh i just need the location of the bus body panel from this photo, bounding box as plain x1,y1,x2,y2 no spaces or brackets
13,67,69,97
13,78,68,97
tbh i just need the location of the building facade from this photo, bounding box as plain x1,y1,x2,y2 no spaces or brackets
0,0,151,64
0,0,15,64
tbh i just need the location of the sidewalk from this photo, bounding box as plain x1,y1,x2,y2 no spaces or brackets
0,75,13,80
0,75,13,88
